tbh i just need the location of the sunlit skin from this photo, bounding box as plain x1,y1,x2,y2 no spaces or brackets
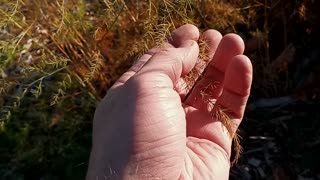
87,24,253,180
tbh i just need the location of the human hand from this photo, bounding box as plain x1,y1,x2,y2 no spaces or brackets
87,24,253,180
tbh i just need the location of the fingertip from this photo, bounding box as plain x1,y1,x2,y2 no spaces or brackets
202,29,223,43
225,55,252,96
201,29,223,59
179,40,199,76
170,24,200,47
212,33,246,72
231,55,253,74
232,54,252,70
222,33,245,54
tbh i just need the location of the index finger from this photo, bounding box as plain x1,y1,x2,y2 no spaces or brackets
110,24,200,90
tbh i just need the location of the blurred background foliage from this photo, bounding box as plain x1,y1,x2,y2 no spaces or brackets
0,0,319,179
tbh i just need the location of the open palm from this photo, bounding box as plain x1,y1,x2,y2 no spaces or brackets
87,25,252,180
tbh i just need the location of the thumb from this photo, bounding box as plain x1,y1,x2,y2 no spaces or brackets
135,40,199,85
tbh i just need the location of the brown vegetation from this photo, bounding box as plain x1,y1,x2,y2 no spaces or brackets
1,0,319,179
